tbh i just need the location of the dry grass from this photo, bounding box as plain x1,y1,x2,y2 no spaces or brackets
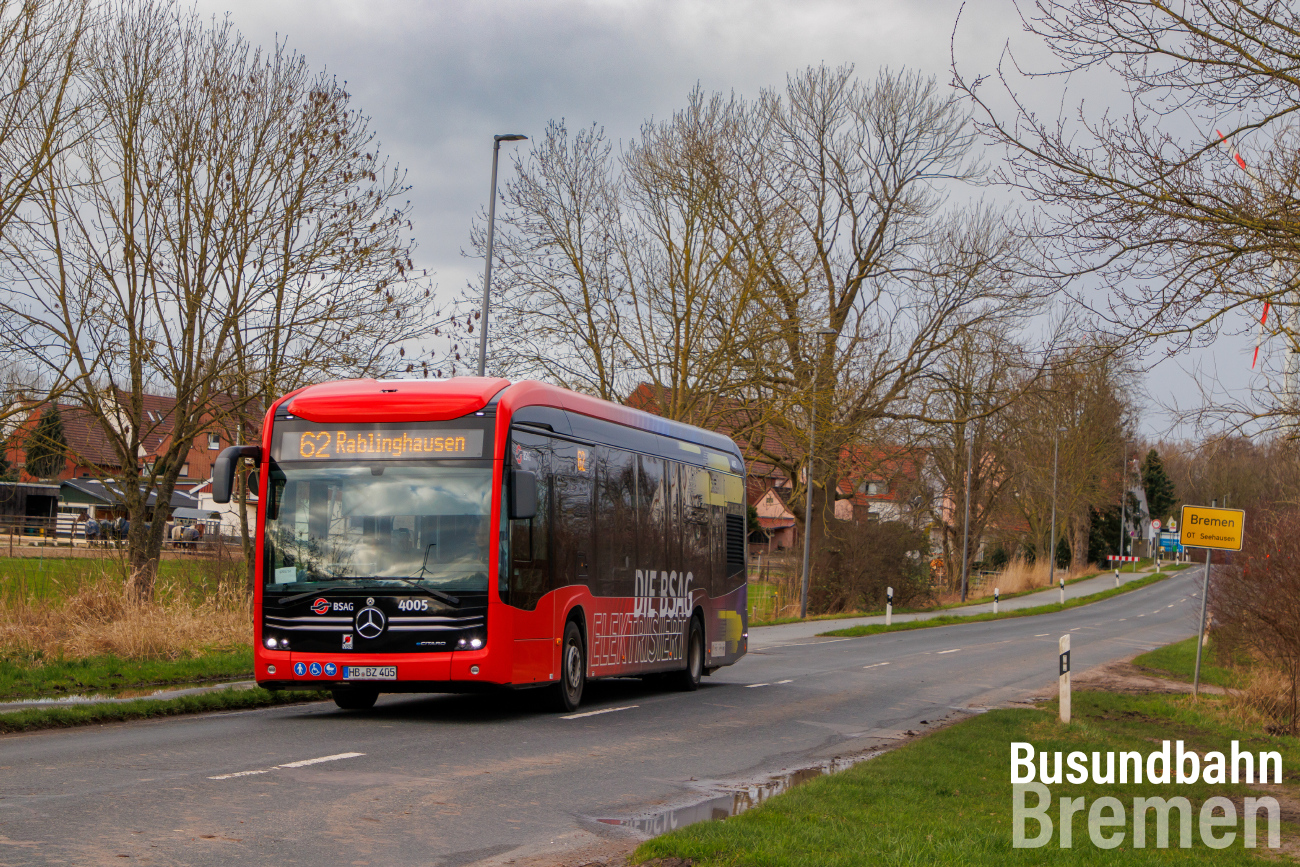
980,555,1089,596
0,557,252,662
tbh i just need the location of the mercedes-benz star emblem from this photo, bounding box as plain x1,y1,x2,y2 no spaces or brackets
355,606,386,640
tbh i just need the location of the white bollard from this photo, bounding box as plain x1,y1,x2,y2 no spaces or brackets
1059,634,1071,723
1059,578,1065,605
885,586,893,626
1114,569,1120,587
993,588,999,614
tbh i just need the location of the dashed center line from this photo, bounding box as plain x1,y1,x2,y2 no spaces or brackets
937,649,961,655
774,679,794,684
562,705,638,720
209,752,364,780
1035,634,1050,637
863,662,891,669
746,683,770,688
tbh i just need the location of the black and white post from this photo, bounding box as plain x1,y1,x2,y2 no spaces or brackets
1059,634,1071,723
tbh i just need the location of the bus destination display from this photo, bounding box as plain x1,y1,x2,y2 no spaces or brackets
276,428,485,461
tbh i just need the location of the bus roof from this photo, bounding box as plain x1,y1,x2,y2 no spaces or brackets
280,377,743,465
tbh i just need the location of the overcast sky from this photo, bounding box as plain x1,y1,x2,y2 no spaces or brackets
192,0,1259,439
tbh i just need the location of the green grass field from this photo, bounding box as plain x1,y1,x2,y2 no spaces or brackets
635,688,1299,865
0,553,241,603
0,686,329,733
1133,636,1249,690
0,649,255,701
820,571,1171,639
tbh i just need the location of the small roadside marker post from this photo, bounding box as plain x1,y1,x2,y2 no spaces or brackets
1114,569,1119,587
1059,634,1071,724
1059,577,1065,606
993,588,999,614
885,587,893,626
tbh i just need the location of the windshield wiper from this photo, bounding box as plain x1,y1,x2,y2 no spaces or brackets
393,577,461,607
276,584,350,606
399,543,461,607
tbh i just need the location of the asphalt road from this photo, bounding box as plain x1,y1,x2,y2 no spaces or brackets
0,570,1202,866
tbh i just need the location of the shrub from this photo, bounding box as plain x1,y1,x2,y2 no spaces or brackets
809,520,931,614
1211,507,1300,734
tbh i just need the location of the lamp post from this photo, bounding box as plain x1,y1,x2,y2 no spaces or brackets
799,327,838,619
959,426,974,602
477,133,528,377
1118,442,1128,559
1048,430,1060,590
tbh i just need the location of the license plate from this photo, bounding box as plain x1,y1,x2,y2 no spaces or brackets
343,665,396,680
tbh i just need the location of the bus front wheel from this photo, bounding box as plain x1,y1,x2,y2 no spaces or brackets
553,620,586,713
673,616,704,691
332,689,378,710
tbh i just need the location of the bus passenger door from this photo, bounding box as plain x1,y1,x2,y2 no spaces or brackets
507,433,554,683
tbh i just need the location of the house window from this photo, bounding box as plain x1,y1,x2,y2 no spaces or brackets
180,462,189,477
859,481,889,496
207,433,220,450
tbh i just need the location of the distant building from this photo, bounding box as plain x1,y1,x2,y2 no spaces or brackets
2,391,257,491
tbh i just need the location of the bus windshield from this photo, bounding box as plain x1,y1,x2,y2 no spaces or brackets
264,464,492,594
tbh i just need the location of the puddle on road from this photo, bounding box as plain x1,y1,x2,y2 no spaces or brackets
593,752,881,837
0,680,256,712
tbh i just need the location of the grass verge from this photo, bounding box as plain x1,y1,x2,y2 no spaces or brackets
0,687,329,734
820,571,1171,639
0,649,254,701
1132,636,1251,690
748,568,1110,629
634,689,1299,865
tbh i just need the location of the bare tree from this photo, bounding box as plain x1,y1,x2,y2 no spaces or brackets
954,0,1300,428
1000,343,1136,567
0,0,94,422
471,120,627,398
916,322,1032,589
737,66,1049,565
0,1,434,600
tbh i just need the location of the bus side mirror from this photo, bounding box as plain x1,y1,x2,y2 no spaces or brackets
510,470,537,520
213,445,262,504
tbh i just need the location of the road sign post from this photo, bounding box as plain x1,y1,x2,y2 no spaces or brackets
1179,504,1246,699
886,586,893,626
1059,634,1071,724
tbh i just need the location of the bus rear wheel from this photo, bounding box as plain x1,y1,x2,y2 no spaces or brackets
552,620,586,713
332,689,378,710
673,616,704,691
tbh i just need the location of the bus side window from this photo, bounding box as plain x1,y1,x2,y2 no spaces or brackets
551,439,592,589
637,455,667,573
507,431,550,611
595,446,637,597
683,464,712,597
666,462,684,577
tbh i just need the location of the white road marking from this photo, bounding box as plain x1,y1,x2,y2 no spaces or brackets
1035,634,1049,637
746,683,770,688
774,679,794,684
937,649,961,655
863,662,891,669
561,705,638,720
209,752,364,780
1137,614,1145,617
766,638,854,649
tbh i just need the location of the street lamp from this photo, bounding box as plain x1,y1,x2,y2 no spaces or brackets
476,133,528,377
1048,429,1061,590
959,426,974,602
799,327,838,619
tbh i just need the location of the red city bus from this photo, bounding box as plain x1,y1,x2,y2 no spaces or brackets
213,377,748,712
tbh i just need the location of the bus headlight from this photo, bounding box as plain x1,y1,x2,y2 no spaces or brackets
469,637,483,649
265,637,278,649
